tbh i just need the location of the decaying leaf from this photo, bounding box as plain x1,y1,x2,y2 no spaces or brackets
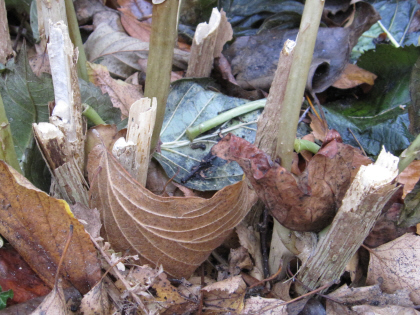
0,244,51,304
0,161,101,294
86,62,143,117
88,144,257,278
31,280,68,315
202,275,246,313
125,266,197,314
366,233,420,304
79,280,109,315
211,133,371,231
332,63,377,89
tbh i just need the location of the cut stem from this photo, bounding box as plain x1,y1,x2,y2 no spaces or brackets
186,99,266,140
294,139,320,154
275,0,325,171
144,0,180,153
82,104,105,125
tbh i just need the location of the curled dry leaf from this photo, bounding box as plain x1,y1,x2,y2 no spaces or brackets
0,161,101,294
88,144,257,278
211,134,371,231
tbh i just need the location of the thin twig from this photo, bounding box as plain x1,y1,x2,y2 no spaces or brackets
249,264,282,289
54,224,73,286
348,128,367,157
260,206,270,278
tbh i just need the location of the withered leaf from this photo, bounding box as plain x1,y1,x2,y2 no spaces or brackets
88,144,257,278
31,280,68,315
0,161,101,294
211,134,372,231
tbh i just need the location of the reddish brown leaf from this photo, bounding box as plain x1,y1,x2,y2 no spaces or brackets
0,161,101,294
0,244,51,305
211,134,372,231
88,144,257,278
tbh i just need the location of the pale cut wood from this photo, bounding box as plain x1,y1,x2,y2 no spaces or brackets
255,39,295,159
296,148,400,294
113,97,157,186
0,0,13,64
33,123,89,205
33,21,87,205
186,8,233,78
37,0,67,40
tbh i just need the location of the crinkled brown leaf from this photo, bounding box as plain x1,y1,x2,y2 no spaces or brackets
87,144,257,278
0,161,101,294
211,134,372,231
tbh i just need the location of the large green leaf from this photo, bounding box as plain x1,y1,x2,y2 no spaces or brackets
324,45,419,156
154,79,262,191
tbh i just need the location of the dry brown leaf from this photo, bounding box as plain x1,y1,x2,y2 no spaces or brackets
79,280,109,315
31,280,69,315
309,112,328,142
87,144,257,278
211,134,371,231
119,7,152,42
398,160,420,198
366,233,420,304
332,63,377,89
202,275,246,313
70,203,102,239
0,161,101,294
86,62,143,117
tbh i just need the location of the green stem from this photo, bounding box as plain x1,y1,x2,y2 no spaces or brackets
377,21,400,48
144,0,180,153
294,138,320,154
65,0,88,81
0,93,22,173
82,104,105,125
186,99,266,140
275,0,325,171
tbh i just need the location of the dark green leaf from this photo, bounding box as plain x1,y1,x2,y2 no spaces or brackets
324,45,420,156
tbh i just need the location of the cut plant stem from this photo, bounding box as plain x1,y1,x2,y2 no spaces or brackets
275,0,325,171
296,148,399,294
82,104,105,125
294,139,320,154
144,0,180,153
186,99,266,140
